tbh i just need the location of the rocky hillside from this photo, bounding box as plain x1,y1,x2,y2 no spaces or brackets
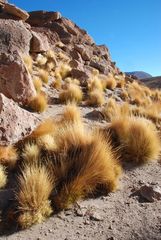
0,1,161,239
126,71,152,79
140,76,161,89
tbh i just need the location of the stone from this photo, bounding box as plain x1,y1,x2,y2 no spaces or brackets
2,3,29,21
0,93,40,145
89,212,103,221
75,206,87,217
31,27,60,47
49,21,72,44
0,19,32,54
27,11,61,27
93,44,109,61
75,44,92,61
0,52,36,104
70,69,89,85
89,60,109,74
69,60,84,71
30,30,50,53
70,49,83,62
137,184,161,202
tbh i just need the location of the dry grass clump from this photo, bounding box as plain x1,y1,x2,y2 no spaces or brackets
106,117,161,164
23,55,33,74
22,143,40,163
53,125,122,210
52,72,62,89
28,92,48,113
56,63,71,79
39,69,49,84
59,83,83,104
101,74,117,90
86,89,105,106
102,99,131,121
30,118,56,139
0,164,7,188
33,77,42,93
60,102,82,124
37,135,57,151
16,164,53,229
88,77,103,92
0,146,18,169
120,89,129,101
116,77,126,89
36,54,47,66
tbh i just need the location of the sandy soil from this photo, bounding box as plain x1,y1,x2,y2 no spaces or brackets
1,162,161,240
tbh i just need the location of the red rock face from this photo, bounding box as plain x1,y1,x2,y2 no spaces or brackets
0,93,40,145
0,19,32,54
0,52,36,105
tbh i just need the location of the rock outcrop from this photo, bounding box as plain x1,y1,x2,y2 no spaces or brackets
0,51,36,105
0,93,39,145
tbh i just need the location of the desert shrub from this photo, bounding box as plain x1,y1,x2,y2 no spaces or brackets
86,89,104,106
29,92,48,113
22,143,40,163
59,83,83,104
0,164,7,189
0,146,18,169
30,118,56,139
60,102,82,124
16,164,53,229
33,77,42,93
39,69,49,84
105,117,161,164
53,124,122,210
23,55,33,74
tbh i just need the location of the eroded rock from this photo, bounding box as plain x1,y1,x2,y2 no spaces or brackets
1,3,29,21
0,93,40,145
0,52,36,104
0,18,32,54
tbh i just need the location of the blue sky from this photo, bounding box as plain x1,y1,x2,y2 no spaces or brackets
9,0,161,76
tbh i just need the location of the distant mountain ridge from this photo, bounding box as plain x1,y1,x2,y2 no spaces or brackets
126,71,152,79
140,76,161,89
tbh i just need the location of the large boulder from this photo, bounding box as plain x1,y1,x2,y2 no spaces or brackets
0,93,39,146
27,11,61,27
0,52,36,104
0,18,32,54
30,30,50,53
0,2,29,21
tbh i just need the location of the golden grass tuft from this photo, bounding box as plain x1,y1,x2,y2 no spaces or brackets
39,69,49,84
52,73,62,89
86,89,104,106
0,146,18,169
60,102,82,124
36,54,47,66
30,118,56,139
56,63,71,79
102,74,117,90
107,117,161,164
29,92,48,113
53,127,122,210
16,164,53,229
59,83,83,104
0,164,7,189
22,143,40,163
33,77,42,93
88,77,103,92
23,55,33,74
37,134,57,151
